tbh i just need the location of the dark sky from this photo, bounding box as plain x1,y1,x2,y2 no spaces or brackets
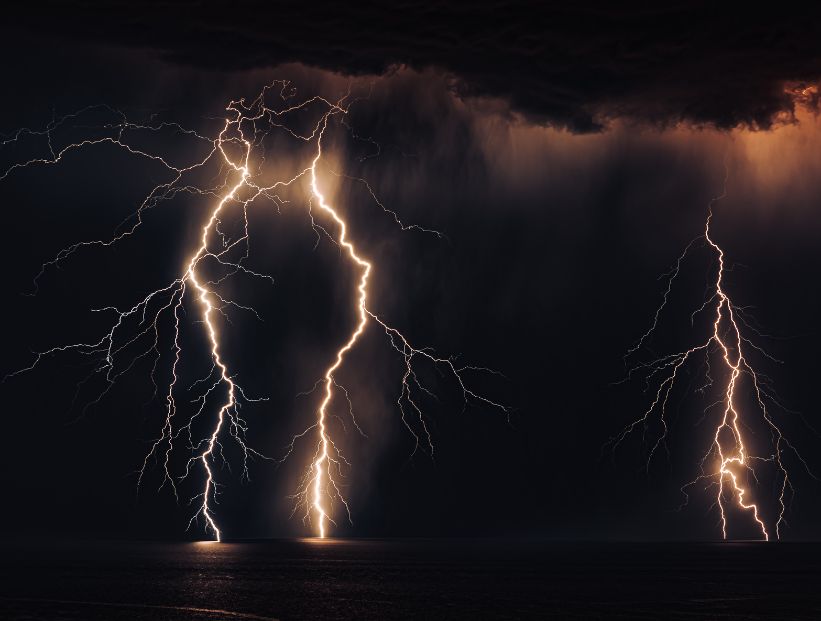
3,4,821,541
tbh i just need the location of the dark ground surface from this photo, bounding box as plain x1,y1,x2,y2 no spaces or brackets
1,539,820,620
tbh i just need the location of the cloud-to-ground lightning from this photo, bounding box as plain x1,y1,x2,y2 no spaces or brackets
1,80,507,540
287,113,509,537
615,156,811,540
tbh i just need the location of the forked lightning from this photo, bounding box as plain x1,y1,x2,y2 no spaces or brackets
1,81,507,540
616,158,811,540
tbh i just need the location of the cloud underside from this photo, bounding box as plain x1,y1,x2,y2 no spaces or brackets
17,1,821,132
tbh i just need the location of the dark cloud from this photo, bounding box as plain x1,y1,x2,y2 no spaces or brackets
11,1,821,131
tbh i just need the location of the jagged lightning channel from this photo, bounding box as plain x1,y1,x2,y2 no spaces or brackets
614,158,812,540
289,108,510,538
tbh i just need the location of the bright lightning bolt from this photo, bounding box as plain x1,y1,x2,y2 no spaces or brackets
181,121,251,541
305,113,368,539
2,80,507,540
615,154,812,540
288,107,509,539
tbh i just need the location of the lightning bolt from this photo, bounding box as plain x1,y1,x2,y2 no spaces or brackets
288,108,509,538
2,79,507,540
303,113,367,539
615,154,812,540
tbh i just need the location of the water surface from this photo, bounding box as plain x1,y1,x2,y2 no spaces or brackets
1,539,820,619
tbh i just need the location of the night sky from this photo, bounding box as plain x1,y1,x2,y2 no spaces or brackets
3,3,821,542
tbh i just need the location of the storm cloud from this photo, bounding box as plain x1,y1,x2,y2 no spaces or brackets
11,1,821,131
